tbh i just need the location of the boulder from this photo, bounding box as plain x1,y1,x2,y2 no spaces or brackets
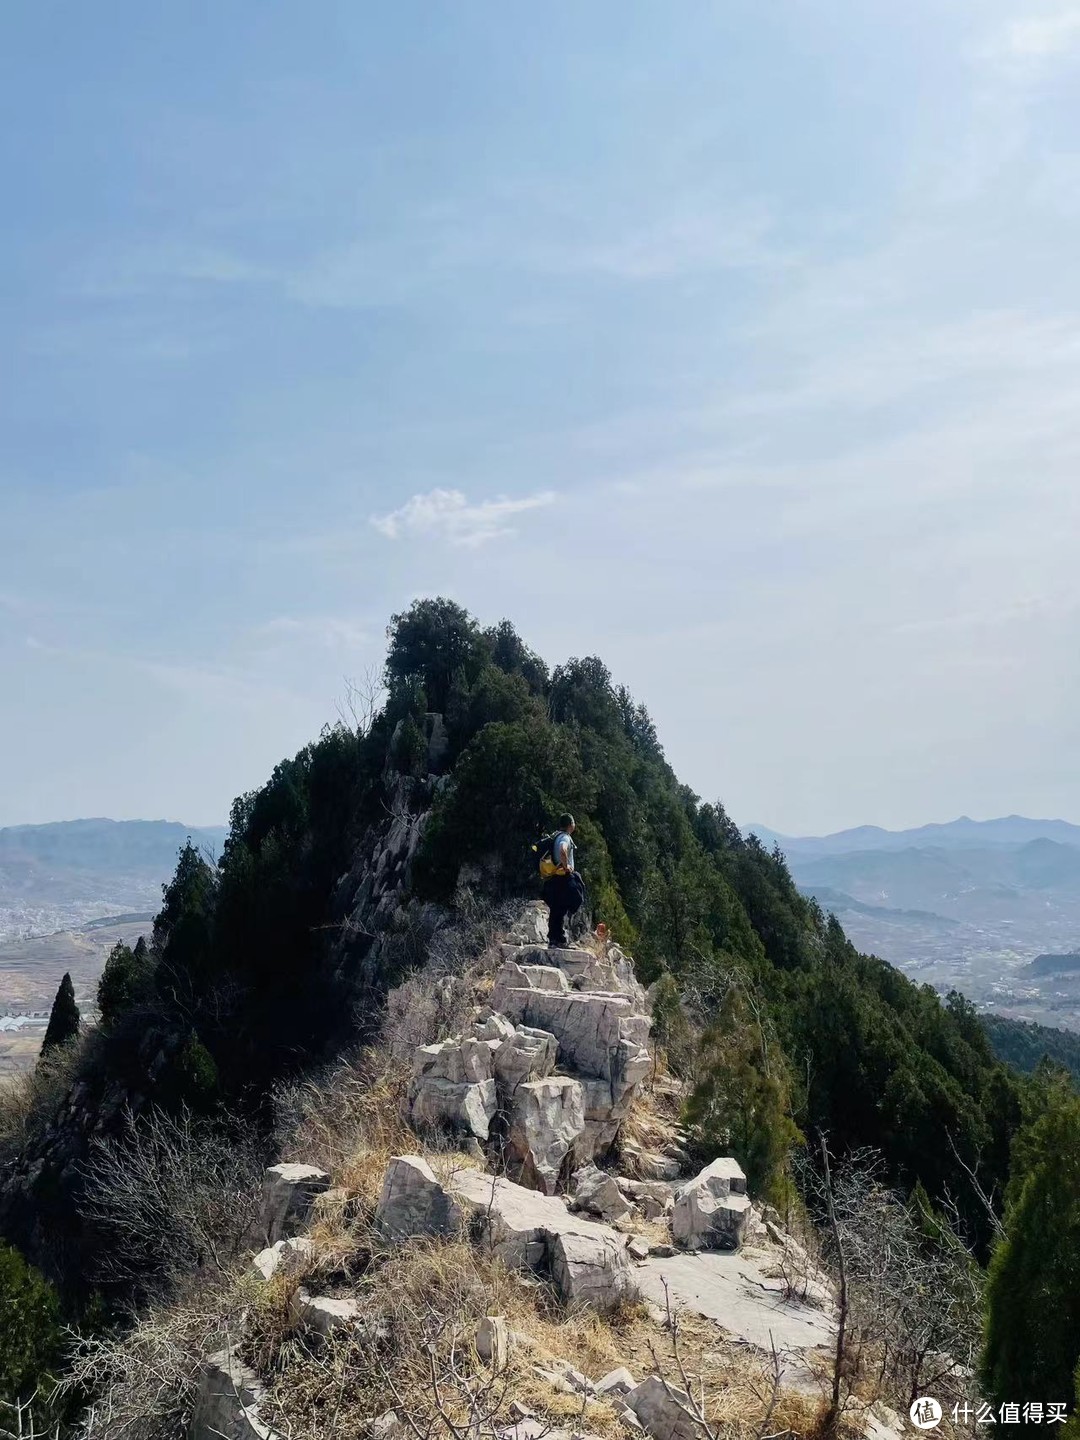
508,1078,586,1193
294,1292,362,1340
571,1164,631,1222
619,1142,683,1182
624,1375,699,1440
550,1229,637,1311
595,1367,637,1397
474,1012,517,1043
626,1235,651,1262
191,1349,279,1440
671,1158,751,1251
260,1163,331,1245
375,1155,463,1241
616,1178,676,1204
449,1169,577,1269
476,1315,510,1370
252,1236,315,1282
448,1169,639,1311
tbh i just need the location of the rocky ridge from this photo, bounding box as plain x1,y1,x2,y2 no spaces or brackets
190,905,842,1440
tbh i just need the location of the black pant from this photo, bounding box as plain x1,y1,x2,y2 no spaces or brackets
542,872,585,948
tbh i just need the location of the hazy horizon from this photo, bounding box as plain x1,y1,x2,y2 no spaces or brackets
4,3,1079,834
6,810,1080,845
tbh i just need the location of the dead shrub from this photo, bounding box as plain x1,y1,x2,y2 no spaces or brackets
62,1273,252,1440
0,1040,84,1169
77,1107,265,1300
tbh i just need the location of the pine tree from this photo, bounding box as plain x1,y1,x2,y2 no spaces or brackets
40,972,79,1055
981,1080,1080,1413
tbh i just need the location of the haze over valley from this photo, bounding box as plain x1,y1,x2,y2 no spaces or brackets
756,814,1080,1033
0,819,225,1070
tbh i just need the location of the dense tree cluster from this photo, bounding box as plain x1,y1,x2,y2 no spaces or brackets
981,1011,1080,1081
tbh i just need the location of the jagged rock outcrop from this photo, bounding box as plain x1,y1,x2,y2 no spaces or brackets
506,1077,586,1193
671,1157,751,1251
408,930,652,1181
435,1165,639,1310
201,905,797,1438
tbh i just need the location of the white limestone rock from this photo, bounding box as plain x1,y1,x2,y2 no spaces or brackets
252,1236,315,1283
260,1163,331,1245
671,1158,751,1251
550,1228,637,1312
619,1141,683,1182
410,1075,498,1142
191,1349,279,1440
571,1164,632,1222
448,1169,639,1313
595,1367,637,1397
623,1375,700,1440
492,960,570,1013
508,1077,586,1194
491,1025,559,1093
375,1155,463,1241
294,1292,362,1340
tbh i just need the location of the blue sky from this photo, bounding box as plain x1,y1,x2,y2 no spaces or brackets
3,1,1080,834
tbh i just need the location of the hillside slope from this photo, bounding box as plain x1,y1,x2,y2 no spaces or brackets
4,597,1073,1429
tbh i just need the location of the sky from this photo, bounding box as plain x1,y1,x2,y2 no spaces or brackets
2,1,1080,835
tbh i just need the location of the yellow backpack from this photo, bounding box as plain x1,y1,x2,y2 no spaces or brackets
533,832,568,879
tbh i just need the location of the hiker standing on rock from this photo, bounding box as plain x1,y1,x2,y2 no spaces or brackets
538,812,586,949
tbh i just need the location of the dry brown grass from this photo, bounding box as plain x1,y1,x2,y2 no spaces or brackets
249,1223,830,1440
0,1038,83,1167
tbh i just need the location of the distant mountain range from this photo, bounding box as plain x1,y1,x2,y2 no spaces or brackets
0,818,226,941
745,815,1080,1029
746,814,1080,857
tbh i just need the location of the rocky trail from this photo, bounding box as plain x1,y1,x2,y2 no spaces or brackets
190,905,854,1440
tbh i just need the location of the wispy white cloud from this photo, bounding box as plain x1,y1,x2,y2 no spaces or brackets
370,488,556,548
251,615,369,649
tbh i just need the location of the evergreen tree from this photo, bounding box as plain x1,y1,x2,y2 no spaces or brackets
981,1078,1080,1416
0,1242,60,1403
97,940,152,1025
40,972,79,1055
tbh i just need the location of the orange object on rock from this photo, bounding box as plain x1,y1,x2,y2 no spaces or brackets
595,922,608,940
